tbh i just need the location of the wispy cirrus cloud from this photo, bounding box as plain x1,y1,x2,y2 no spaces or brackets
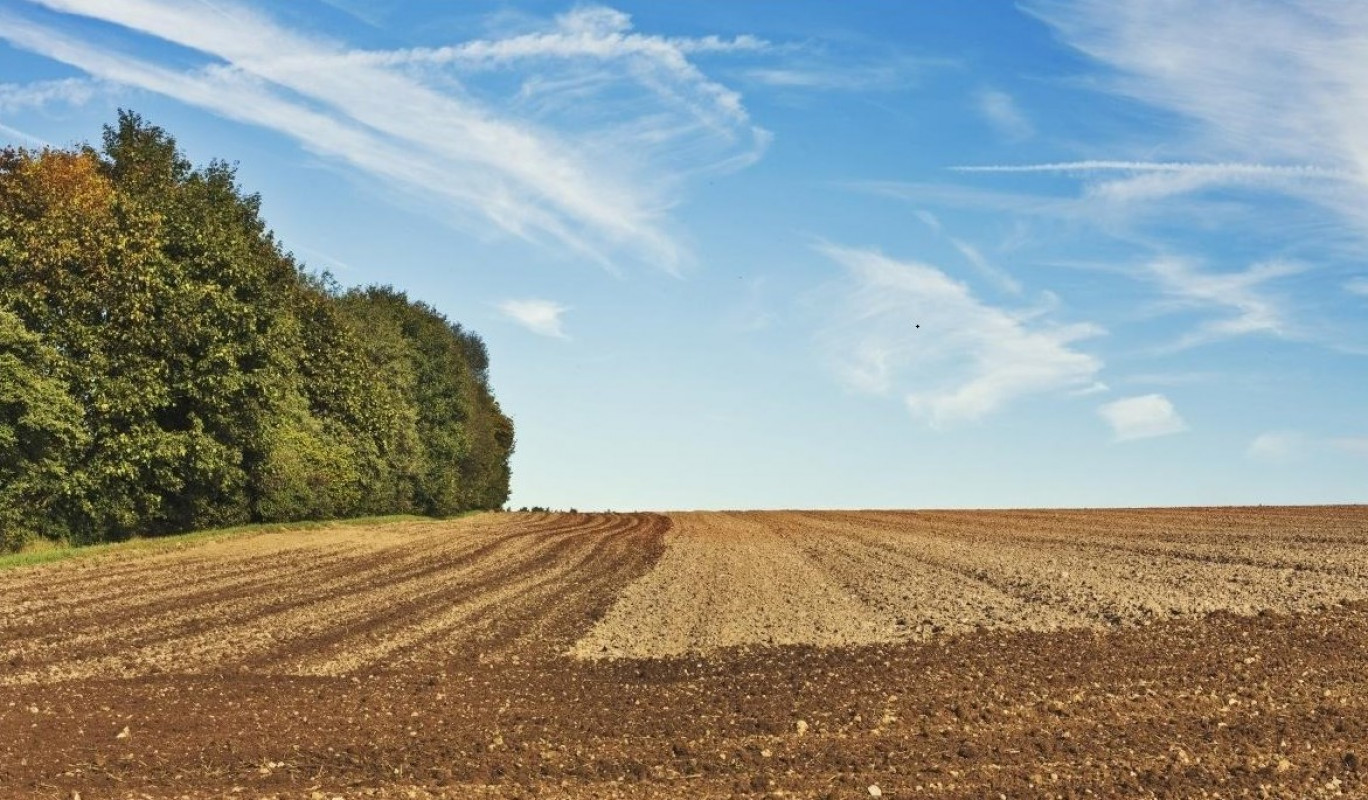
365,8,768,63
316,0,389,30
0,76,98,113
854,172,1341,244
851,180,1081,221
1098,394,1186,442
899,205,1024,295
913,209,943,232
858,178,1366,353
951,160,1351,207
975,88,1033,140
952,161,1347,179
818,244,1103,427
1023,2,1368,169
350,6,768,146
948,237,1023,295
0,121,50,147
1146,257,1304,348
1019,2,1368,232
1247,432,1368,461
498,299,570,339
932,1,1368,375
1247,431,1306,463
740,51,954,93
743,66,898,92
0,1,770,271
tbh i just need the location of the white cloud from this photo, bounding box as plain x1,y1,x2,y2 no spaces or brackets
0,121,50,147
1070,381,1109,396
853,179,1094,225
952,160,1349,208
976,88,1033,140
352,6,767,137
1098,394,1186,442
369,7,768,62
316,0,387,29
948,237,1022,295
1247,431,1306,462
3,1,769,271
0,76,98,113
1022,1,1368,234
873,177,1342,352
906,205,1024,294
498,299,570,339
740,54,951,93
742,68,848,89
1240,432,1368,460
951,160,1351,211
952,161,1345,179
1346,277,1368,297
818,244,1103,427
743,67,893,92
913,209,942,232
1146,257,1303,348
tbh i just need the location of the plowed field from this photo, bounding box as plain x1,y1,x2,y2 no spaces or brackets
2,508,1366,799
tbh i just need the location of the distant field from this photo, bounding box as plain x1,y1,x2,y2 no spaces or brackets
577,507,1368,657
1,508,1365,798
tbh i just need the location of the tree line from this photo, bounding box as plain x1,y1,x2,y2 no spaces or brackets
0,112,513,551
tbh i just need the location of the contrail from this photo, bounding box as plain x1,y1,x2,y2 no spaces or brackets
950,160,1349,179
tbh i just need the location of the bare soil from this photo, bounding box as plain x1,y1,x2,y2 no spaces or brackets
578,508,1368,657
1,508,1365,799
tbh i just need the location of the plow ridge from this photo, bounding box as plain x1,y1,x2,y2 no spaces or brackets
1,526,520,677
267,518,645,675
0,513,669,685
2,508,1366,800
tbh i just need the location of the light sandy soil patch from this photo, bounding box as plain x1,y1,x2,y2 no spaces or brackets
571,512,886,658
573,507,1368,659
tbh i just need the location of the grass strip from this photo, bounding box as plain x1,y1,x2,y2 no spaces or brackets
0,514,447,573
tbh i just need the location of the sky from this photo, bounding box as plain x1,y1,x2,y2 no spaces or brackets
1,0,1366,511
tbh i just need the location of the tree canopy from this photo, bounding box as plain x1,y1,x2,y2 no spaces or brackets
0,111,513,550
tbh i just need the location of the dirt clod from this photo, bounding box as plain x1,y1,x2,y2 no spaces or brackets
0,507,1365,799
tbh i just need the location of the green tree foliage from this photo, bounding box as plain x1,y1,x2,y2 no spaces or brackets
338,287,513,516
0,309,87,550
0,112,513,551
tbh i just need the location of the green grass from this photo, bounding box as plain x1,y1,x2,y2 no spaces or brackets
0,514,441,573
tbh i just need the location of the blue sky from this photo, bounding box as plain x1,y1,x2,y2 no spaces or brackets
2,0,1366,510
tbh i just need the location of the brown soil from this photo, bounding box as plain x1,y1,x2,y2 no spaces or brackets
1,508,1365,799
579,508,1368,657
